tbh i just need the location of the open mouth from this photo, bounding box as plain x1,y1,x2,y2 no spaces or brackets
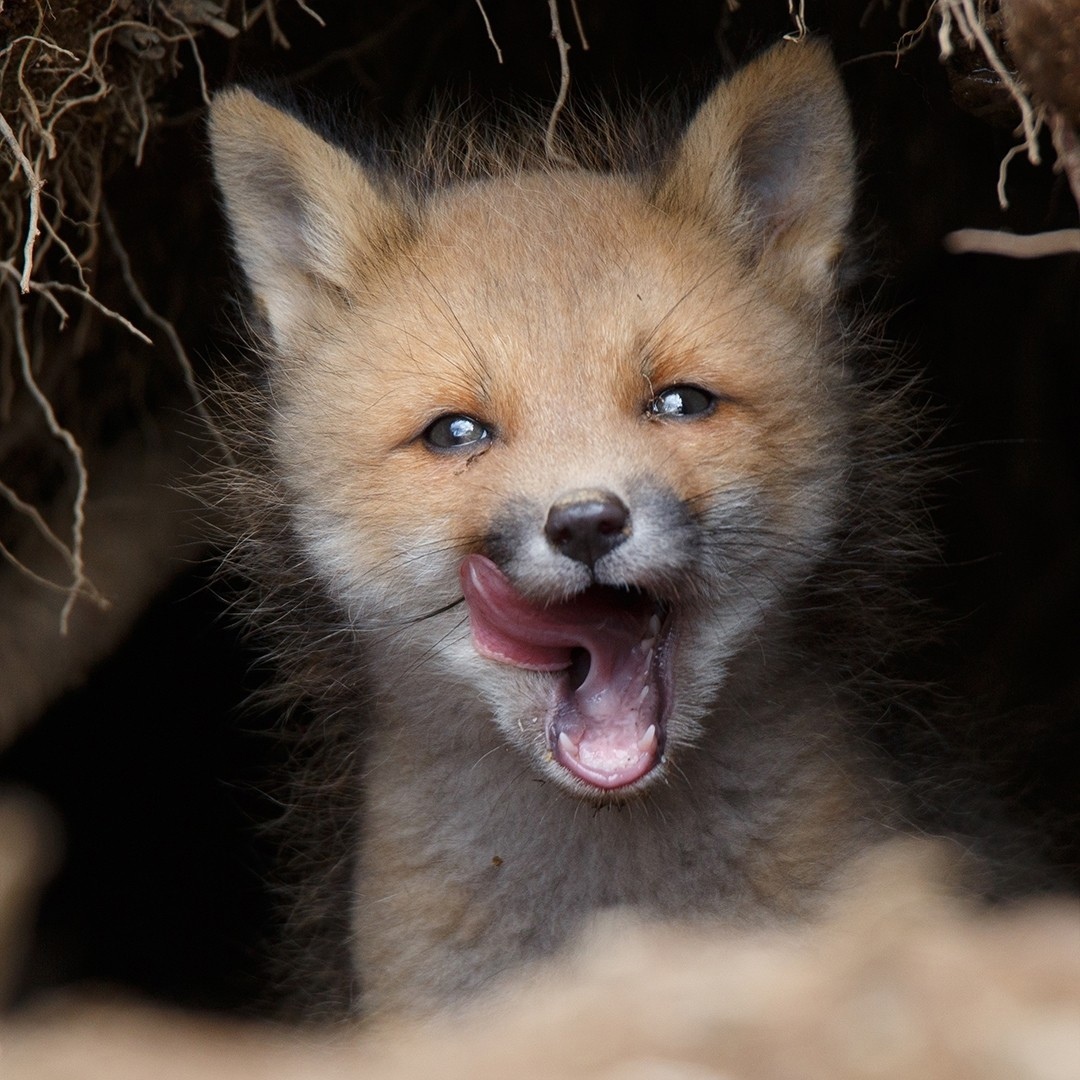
460,554,675,791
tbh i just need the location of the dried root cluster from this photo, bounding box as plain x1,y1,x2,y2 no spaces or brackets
916,0,1080,255
0,0,310,636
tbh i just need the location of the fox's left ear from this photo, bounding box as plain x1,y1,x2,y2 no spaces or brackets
656,40,855,297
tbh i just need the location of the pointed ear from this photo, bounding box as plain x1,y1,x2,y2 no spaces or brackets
656,40,856,296
208,88,409,349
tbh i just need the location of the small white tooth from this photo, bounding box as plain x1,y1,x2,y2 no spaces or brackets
558,732,576,756
640,647,654,670
637,684,650,704
648,614,661,637
638,724,657,751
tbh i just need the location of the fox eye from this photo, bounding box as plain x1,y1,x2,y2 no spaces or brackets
646,384,717,420
423,414,493,451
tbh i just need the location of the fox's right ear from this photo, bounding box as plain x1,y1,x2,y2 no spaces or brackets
208,89,408,350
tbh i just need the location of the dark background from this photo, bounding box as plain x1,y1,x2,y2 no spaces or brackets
2,0,1077,1012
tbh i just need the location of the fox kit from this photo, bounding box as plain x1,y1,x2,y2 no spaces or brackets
209,41,927,1017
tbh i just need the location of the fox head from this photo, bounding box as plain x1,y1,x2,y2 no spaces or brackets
210,41,864,798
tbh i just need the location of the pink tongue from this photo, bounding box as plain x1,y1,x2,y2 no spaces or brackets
459,555,649,689
460,555,664,790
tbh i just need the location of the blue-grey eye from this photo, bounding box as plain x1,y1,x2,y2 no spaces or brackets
423,414,492,450
647,385,717,419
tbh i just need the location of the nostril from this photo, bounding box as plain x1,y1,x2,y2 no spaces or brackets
545,490,631,568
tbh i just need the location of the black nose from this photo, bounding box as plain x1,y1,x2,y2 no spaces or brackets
544,490,630,568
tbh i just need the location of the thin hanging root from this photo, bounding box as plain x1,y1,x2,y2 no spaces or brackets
0,477,107,608
944,226,1080,256
474,0,504,64
568,0,590,51
785,0,809,41
4,280,101,634
0,112,44,294
158,5,230,108
545,0,574,166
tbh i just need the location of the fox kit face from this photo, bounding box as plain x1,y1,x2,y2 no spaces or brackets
211,42,857,798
